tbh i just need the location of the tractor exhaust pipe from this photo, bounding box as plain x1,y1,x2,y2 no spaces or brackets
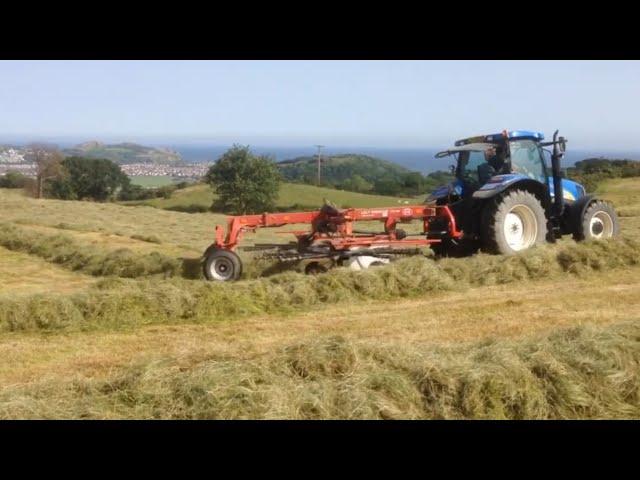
550,130,566,218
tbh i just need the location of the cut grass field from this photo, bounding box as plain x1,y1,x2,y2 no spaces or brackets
0,246,95,296
1,176,639,419
596,177,640,236
122,181,416,211
0,188,423,280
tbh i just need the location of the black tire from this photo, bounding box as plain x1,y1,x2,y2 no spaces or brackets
305,261,328,275
573,200,620,241
481,189,547,255
203,248,242,281
430,239,480,258
369,260,387,267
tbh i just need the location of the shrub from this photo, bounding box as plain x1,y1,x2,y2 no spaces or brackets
0,171,35,189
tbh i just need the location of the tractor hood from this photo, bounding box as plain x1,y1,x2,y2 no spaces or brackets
426,179,463,203
474,174,585,201
549,177,585,202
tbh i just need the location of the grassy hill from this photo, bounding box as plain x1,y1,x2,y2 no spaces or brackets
128,175,177,188
278,153,411,184
122,182,419,212
1,177,640,419
63,141,183,165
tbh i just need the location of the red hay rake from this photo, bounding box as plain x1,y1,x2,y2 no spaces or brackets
202,203,462,281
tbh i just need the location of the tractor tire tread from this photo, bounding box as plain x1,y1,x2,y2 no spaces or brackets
481,189,547,255
573,200,620,241
203,248,243,281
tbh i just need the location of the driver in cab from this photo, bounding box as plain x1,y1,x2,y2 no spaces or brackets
477,145,507,185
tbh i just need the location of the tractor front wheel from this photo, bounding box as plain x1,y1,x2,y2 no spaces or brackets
481,189,547,255
573,200,620,241
203,248,242,281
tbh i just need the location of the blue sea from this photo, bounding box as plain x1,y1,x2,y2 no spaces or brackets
167,144,640,174
4,136,639,174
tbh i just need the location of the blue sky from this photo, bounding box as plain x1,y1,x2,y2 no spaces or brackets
1,60,639,150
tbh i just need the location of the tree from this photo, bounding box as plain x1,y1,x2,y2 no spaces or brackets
205,145,281,214
373,178,403,196
0,171,35,189
26,144,66,198
340,174,373,193
402,172,426,195
49,157,130,201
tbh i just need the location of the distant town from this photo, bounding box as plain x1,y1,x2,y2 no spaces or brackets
119,163,211,179
0,145,211,182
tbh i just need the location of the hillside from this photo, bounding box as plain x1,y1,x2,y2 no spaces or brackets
0,177,639,418
278,154,411,184
121,182,418,212
63,141,183,165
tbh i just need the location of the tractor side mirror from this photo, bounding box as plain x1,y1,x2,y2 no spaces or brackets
558,136,567,153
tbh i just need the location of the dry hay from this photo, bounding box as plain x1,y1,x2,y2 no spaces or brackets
1,321,638,419
1,237,639,333
0,223,180,279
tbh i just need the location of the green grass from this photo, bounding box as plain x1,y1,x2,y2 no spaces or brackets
127,176,176,187
122,182,417,211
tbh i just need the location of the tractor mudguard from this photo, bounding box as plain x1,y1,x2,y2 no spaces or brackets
562,194,596,235
472,175,548,205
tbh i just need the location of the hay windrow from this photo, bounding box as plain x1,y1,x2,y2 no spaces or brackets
0,222,180,279
1,236,639,333
1,322,638,419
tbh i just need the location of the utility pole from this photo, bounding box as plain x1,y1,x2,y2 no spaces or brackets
314,145,324,186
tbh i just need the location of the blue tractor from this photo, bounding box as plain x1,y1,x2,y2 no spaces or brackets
427,130,620,256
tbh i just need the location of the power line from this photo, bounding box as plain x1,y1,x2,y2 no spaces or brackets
314,145,324,186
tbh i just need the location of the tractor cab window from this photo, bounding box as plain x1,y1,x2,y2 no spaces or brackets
457,150,487,186
509,139,547,183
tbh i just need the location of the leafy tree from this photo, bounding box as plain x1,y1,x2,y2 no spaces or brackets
49,156,130,201
567,158,640,192
339,174,373,193
26,144,66,198
373,178,403,196
0,171,35,189
206,145,281,214
117,184,154,201
401,172,426,195
278,153,409,187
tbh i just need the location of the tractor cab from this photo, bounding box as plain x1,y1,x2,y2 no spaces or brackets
430,130,584,204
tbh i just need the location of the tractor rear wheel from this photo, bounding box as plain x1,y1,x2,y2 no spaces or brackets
203,248,242,281
573,200,620,241
481,189,547,255
430,239,479,258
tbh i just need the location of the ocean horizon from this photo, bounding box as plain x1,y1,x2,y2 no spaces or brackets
2,137,640,174
166,144,640,174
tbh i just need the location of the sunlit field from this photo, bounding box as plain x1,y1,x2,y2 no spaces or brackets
0,177,639,419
